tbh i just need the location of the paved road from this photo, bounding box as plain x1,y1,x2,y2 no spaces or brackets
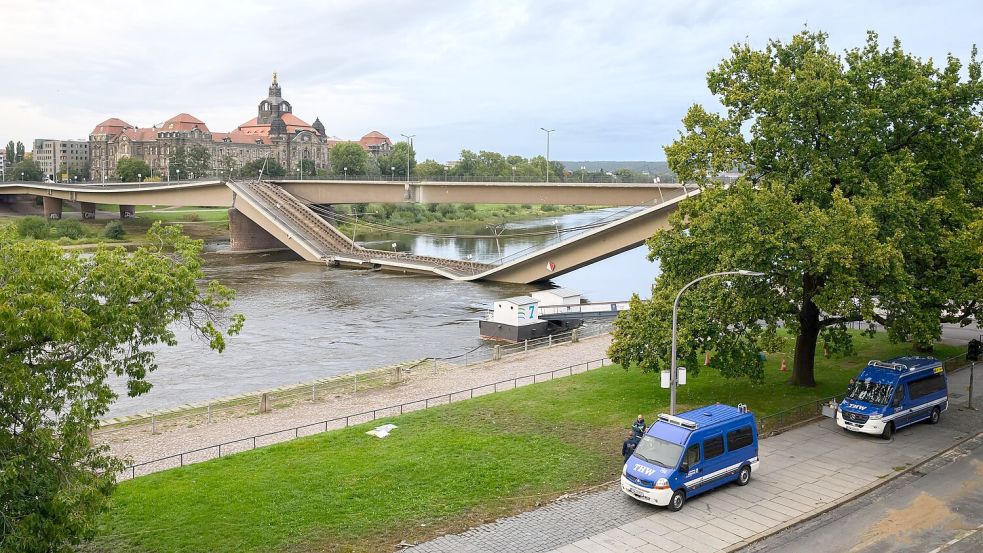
745,433,983,553
410,365,983,553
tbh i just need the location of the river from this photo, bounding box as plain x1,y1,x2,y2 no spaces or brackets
107,208,660,416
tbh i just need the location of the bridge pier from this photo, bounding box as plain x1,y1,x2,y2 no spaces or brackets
80,202,96,219
228,208,287,252
42,197,62,219
119,205,135,219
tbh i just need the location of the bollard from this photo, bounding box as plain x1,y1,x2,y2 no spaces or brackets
151,415,157,435
354,373,358,394
524,339,528,352
548,334,552,347
207,404,212,424
433,358,438,375
494,345,501,361
260,393,270,413
572,329,580,343
312,383,316,402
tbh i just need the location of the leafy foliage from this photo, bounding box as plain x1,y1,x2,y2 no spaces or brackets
102,221,125,240
376,141,416,178
329,142,369,177
15,216,49,239
611,30,983,386
0,223,243,551
240,157,286,178
9,160,43,181
115,157,151,182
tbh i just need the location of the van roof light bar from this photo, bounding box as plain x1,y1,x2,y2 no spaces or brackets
868,360,910,371
658,413,698,429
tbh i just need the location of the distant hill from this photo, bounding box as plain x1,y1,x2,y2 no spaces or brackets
559,161,673,176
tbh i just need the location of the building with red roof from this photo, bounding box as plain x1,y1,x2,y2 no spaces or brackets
88,74,390,181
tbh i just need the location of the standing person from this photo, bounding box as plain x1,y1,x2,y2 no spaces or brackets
632,414,647,437
622,431,639,463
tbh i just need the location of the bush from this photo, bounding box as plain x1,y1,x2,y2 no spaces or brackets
438,204,456,217
426,203,439,213
16,216,50,239
541,204,557,212
52,219,85,240
504,205,519,214
103,221,125,240
521,204,532,209
461,203,476,212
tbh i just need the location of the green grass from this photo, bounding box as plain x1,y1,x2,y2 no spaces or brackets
90,333,962,552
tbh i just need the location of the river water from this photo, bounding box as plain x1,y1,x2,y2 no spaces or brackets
108,208,660,416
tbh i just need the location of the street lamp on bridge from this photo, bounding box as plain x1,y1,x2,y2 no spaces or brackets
400,133,415,182
540,128,555,183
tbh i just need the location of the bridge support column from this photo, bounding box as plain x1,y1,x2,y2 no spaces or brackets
119,205,135,219
80,202,96,219
42,197,62,219
228,208,287,252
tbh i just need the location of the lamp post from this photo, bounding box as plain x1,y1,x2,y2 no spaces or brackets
176,168,181,181
400,133,415,182
343,166,348,180
511,165,516,182
669,270,766,415
391,166,395,180
137,173,142,183
540,127,555,183
581,165,586,182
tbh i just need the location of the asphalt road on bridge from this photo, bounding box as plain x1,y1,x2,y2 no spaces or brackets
744,432,983,553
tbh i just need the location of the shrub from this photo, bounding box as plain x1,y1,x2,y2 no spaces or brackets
521,204,532,209
426,203,439,213
505,205,519,214
461,203,476,212
52,219,85,240
16,216,50,239
103,221,125,240
541,204,557,212
438,204,456,217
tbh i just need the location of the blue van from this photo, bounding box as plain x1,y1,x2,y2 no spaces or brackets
621,404,759,511
837,356,948,440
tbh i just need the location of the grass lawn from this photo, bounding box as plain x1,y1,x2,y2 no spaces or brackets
90,333,962,552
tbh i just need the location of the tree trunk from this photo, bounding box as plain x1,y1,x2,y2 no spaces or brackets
791,274,820,387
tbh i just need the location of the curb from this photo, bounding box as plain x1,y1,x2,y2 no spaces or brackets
723,427,983,552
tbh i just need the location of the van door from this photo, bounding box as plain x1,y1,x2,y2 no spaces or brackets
890,385,907,427
680,443,702,493
699,434,732,490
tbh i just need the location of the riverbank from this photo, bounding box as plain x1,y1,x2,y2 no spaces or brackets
95,333,613,472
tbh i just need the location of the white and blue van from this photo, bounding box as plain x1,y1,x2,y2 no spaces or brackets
837,356,947,440
621,404,759,511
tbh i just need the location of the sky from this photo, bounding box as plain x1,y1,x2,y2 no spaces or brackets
1,0,979,163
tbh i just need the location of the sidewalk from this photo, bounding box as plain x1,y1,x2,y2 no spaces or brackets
410,364,983,553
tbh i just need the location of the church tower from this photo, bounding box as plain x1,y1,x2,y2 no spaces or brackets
257,72,293,128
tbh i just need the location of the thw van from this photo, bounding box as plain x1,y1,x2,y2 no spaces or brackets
837,356,947,439
621,404,759,511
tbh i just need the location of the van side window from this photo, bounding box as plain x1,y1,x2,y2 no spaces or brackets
726,426,754,451
908,374,946,399
891,387,904,407
684,444,700,466
704,435,724,459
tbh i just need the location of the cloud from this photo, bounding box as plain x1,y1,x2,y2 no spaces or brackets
0,0,979,161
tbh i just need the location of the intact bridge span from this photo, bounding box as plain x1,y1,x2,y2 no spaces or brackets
0,179,696,283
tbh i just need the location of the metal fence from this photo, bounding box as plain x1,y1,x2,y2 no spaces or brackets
116,357,614,480
95,321,614,437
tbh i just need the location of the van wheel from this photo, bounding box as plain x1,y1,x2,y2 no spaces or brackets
668,489,686,512
929,407,941,424
737,465,752,486
880,421,894,440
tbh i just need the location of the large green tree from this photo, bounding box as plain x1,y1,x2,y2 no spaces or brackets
377,141,416,178
15,142,24,162
9,160,43,182
4,141,13,164
0,223,243,551
610,31,983,387
115,156,151,182
240,157,286,178
329,142,369,177
186,145,211,178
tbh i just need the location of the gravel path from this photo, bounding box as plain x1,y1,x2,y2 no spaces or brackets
98,334,612,475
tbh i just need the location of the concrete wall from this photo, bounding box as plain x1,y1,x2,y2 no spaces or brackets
228,207,287,252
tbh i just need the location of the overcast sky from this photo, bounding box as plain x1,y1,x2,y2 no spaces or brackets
1,0,978,162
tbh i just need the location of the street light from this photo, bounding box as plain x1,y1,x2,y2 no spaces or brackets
176,168,181,181
511,165,516,182
669,270,767,415
343,166,348,179
581,165,586,182
137,172,142,183
400,133,415,182
391,166,395,180
540,128,555,183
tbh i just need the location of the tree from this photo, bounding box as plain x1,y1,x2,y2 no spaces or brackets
416,159,447,179
299,158,316,177
186,145,211,178
240,157,285,178
116,156,151,182
4,141,13,164
168,146,188,179
376,141,416,178
9,160,43,181
330,142,368,177
15,141,24,162
610,30,983,387
0,223,242,551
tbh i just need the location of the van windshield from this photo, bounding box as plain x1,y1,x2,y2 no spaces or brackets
847,380,894,406
633,435,684,469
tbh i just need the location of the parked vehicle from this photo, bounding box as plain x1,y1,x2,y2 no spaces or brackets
621,404,759,511
836,356,947,440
